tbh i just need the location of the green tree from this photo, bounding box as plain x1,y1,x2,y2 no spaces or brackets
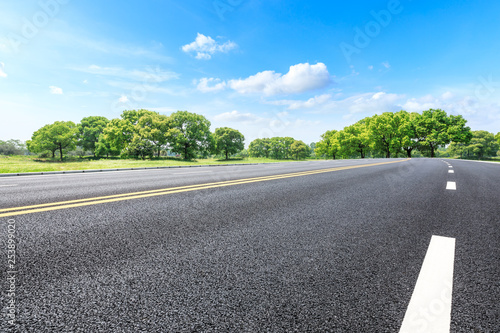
449,130,499,159
127,135,155,159
135,113,169,157
269,137,285,159
166,111,213,160
100,109,165,158
414,109,449,158
414,109,471,158
309,142,316,158
290,140,309,160
282,137,295,159
335,130,358,159
27,125,57,158
27,121,78,161
213,127,245,160
0,139,26,155
77,116,109,157
368,112,400,158
315,130,339,159
395,111,419,158
496,132,500,156
447,114,473,147
268,137,295,159
95,134,120,157
248,138,271,158
100,118,129,156
342,120,370,158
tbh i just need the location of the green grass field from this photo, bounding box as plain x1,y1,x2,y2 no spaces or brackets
0,155,304,174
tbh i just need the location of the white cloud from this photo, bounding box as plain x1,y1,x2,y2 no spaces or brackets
196,78,227,93
0,62,7,78
49,86,63,95
211,109,324,146
348,92,401,114
268,94,332,110
214,110,265,124
106,81,183,97
308,91,404,115
182,33,237,60
401,93,482,116
119,95,129,103
50,32,175,63
228,62,331,96
382,61,391,69
398,91,500,131
368,65,374,70
441,91,454,100
74,65,178,82
229,71,280,94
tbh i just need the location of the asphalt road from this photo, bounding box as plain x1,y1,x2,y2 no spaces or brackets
0,158,498,332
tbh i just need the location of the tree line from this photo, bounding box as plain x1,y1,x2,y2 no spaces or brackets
26,110,245,161
448,130,499,159
0,139,26,155
248,137,311,160
314,109,480,159
13,108,500,161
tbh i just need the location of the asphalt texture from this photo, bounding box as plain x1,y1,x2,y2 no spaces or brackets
0,158,498,332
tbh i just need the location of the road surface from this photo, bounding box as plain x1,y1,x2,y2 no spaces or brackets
0,158,498,332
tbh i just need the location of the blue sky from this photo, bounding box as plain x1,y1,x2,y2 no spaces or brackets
1,0,500,145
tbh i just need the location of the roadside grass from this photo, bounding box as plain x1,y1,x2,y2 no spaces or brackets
0,155,306,173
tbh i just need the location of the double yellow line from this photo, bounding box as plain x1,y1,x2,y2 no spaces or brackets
0,159,408,218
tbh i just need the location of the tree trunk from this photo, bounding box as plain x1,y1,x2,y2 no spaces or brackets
59,145,63,161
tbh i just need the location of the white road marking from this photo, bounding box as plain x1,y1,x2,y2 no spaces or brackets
448,166,453,168
446,182,456,190
400,235,455,333
0,168,210,180
0,184,17,187
448,170,454,174
172,171,214,175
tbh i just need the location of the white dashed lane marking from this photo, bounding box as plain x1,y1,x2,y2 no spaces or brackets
400,235,456,333
446,181,456,190
448,170,454,174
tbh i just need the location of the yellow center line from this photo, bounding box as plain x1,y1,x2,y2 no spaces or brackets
0,159,408,218
0,167,340,212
